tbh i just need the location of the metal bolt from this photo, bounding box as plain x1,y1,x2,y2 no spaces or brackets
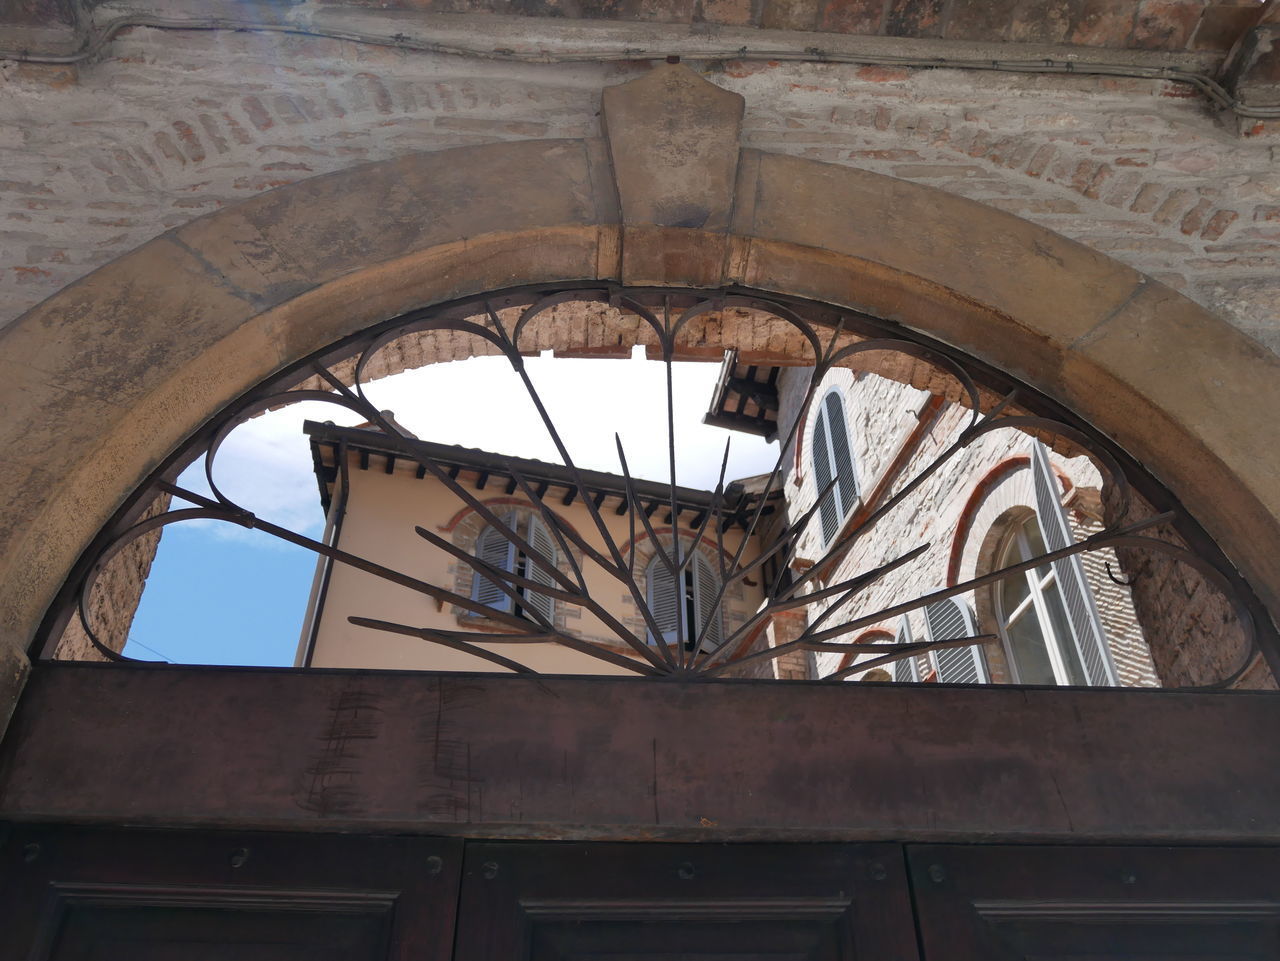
426,855,444,876
677,861,696,880
869,862,888,881
229,848,250,869
927,863,946,884
482,861,500,880
22,843,40,864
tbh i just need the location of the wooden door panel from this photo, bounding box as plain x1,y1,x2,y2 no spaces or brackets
529,918,841,961
456,842,919,961
908,845,1280,960
0,827,462,961
48,902,391,961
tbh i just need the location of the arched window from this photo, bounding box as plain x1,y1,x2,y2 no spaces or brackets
471,511,557,621
810,389,859,543
646,549,723,652
994,513,1083,685
992,442,1116,686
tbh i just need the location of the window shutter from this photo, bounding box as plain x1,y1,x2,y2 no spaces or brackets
892,618,920,682
472,513,516,612
523,514,557,621
1029,441,1116,687
647,554,681,646
925,597,988,684
693,551,724,652
812,413,838,542
823,392,858,515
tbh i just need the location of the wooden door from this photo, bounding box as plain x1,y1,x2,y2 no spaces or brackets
454,842,920,961
0,827,462,961
13,829,1280,961
908,844,1280,959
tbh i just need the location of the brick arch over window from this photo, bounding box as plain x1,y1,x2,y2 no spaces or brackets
2,64,1279,726
446,499,586,634
623,528,753,654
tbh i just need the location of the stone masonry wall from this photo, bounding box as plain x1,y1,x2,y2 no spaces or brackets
51,491,171,660
302,0,1262,53
1,24,1278,348
775,364,1266,688
4,14,1278,683
1103,480,1273,687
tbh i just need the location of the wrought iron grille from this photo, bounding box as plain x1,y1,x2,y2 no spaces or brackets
42,285,1270,688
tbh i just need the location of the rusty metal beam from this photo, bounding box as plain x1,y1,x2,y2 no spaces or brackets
2,664,1278,842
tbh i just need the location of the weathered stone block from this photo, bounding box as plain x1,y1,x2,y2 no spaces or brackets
819,0,885,34
744,151,1144,352
602,65,744,233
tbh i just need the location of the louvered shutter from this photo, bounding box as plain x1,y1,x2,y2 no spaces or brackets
1029,441,1116,686
823,392,858,515
523,514,557,621
926,597,988,684
693,552,723,652
472,513,516,612
812,413,838,542
892,618,920,682
647,554,681,646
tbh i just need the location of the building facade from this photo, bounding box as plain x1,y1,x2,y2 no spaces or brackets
299,420,779,676
3,3,1280,955
771,364,1167,686
297,346,1253,691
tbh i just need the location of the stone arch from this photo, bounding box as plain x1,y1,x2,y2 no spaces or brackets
3,64,1279,722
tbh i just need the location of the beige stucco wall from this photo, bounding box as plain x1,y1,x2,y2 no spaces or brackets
308,445,764,674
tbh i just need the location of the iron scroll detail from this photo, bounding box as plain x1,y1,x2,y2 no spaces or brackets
56,286,1266,688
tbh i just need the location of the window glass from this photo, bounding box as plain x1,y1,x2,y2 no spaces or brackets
1005,604,1056,685
997,514,1059,685
1001,561,1031,615
1042,582,1088,686
1023,519,1052,580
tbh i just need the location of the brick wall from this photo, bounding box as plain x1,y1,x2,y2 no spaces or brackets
305,0,1263,52
5,14,1277,681
776,363,1265,688
1103,481,1273,687
1068,500,1161,687
51,491,170,660
1,26,1278,349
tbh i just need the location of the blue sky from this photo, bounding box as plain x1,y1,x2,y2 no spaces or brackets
121,353,779,665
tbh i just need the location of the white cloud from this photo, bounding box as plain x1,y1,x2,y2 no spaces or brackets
174,399,363,543
173,355,780,544
363,352,780,488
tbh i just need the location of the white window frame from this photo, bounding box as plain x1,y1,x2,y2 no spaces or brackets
994,514,1086,686
810,387,859,544
989,441,1118,687
1028,441,1117,686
